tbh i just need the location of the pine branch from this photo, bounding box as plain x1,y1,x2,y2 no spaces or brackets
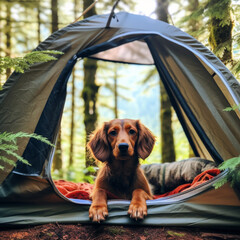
0,50,63,74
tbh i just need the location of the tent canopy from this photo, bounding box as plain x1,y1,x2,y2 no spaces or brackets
0,12,239,228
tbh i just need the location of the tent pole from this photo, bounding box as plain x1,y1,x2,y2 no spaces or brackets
72,0,99,23
106,0,121,28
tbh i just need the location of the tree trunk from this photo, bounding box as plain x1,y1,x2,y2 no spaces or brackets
160,80,176,162
82,58,98,167
52,130,63,171
69,71,76,167
5,1,11,80
51,0,58,33
156,0,176,163
82,0,98,167
37,1,41,44
187,0,199,36
114,65,118,119
51,0,62,174
68,0,80,168
0,3,4,86
208,0,233,65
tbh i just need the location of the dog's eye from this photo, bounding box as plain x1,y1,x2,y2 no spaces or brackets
129,129,136,135
109,130,117,136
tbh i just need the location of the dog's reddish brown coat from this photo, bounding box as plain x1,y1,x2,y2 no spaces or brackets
87,119,155,222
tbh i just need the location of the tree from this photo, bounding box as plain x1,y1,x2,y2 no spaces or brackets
113,65,118,118
208,0,233,65
5,0,12,80
50,0,63,175
37,0,41,44
187,0,199,32
156,0,176,163
51,0,58,33
68,0,80,168
98,62,131,119
82,0,99,167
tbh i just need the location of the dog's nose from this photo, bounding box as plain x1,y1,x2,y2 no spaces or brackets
118,143,129,152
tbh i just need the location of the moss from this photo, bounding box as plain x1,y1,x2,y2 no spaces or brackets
106,226,126,235
208,0,233,63
167,230,185,237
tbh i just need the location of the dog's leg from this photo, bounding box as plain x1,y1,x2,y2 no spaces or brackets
128,189,151,220
89,188,108,223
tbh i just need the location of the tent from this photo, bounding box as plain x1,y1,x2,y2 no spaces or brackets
0,11,240,228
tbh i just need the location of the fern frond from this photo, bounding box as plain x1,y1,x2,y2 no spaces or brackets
213,176,228,189
0,131,54,170
0,132,17,144
214,155,240,189
0,143,18,152
18,132,55,147
0,156,16,167
0,50,63,74
218,157,240,171
4,150,31,166
223,104,240,112
0,131,54,147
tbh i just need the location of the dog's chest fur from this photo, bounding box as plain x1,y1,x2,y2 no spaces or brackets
106,157,139,199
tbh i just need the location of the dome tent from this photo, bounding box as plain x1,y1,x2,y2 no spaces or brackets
0,11,240,228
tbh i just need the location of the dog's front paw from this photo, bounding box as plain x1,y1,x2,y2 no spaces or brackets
128,202,147,220
89,205,108,223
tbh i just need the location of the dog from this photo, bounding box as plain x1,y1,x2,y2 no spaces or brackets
87,119,156,222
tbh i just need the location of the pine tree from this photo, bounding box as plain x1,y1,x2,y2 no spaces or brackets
68,0,80,168
208,0,233,65
156,0,176,163
50,0,63,176
82,0,99,168
5,0,12,80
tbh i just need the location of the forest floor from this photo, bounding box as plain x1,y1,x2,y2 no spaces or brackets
1,223,240,240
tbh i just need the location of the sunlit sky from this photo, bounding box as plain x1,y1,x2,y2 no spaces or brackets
134,0,157,17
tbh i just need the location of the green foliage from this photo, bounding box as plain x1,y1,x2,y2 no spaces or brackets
0,132,54,170
0,50,61,171
207,0,232,27
167,231,185,238
83,166,98,184
0,50,63,75
214,156,240,189
223,104,240,112
214,103,240,189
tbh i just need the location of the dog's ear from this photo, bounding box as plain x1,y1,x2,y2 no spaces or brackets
136,120,156,160
87,123,110,162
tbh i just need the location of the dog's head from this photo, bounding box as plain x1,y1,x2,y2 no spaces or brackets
87,119,156,162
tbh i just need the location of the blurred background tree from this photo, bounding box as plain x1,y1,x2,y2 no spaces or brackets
0,0,239,182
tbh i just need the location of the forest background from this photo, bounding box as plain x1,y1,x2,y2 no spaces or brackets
0,0,239,183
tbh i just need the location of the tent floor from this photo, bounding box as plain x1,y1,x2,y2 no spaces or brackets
1,223,240,240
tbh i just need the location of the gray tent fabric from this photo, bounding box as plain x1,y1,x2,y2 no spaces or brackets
0,12,240,228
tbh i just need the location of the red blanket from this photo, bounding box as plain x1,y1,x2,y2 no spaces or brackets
54,168,220,200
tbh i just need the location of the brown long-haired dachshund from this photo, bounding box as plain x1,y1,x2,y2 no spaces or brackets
87,119,156,222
